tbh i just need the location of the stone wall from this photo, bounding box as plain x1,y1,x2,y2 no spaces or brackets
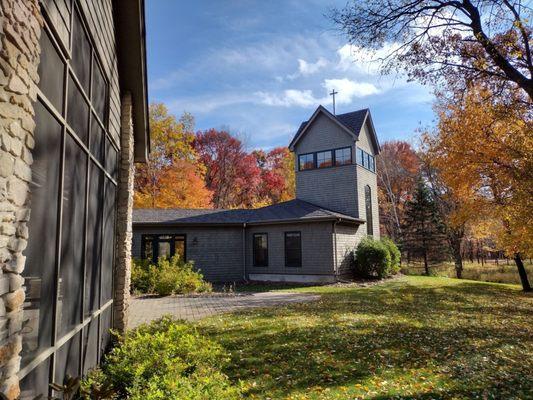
113,93,134,333
0,1,42,398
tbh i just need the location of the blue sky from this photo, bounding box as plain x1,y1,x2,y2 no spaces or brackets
146,0,436,150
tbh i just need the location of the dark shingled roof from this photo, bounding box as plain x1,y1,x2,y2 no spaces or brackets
292,108,369,145
133,199,363,226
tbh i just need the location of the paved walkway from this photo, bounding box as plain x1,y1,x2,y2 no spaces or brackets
128,291,320,329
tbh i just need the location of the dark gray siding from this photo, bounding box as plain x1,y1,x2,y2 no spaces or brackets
294,113,359,218
335,224,361,277
356,122,380,238
246,222,334,276
132,226,244,283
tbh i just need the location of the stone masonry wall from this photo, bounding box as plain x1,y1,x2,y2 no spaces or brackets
0,1,42,398
113,93,134,333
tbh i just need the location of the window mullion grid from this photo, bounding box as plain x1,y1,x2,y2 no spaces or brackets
49,57,69,394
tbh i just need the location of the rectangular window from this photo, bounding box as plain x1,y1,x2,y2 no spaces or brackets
285,232,302,268
357,148,364,166
316,150,332,168
369,155,375,172
253,233,268,267
298,153,314,170
335,147,351,166
142,234,187,263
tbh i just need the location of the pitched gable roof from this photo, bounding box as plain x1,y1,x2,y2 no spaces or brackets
132,199,364,226
288,105,381,154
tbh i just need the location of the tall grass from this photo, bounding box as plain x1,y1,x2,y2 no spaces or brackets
402,260,533,285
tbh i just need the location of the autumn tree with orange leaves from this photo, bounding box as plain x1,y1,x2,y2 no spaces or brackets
377,141,420,242
427,87,532,291
134,104,212,208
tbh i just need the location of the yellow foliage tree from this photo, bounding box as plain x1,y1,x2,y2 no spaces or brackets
134,103,212,208
427,87,532,291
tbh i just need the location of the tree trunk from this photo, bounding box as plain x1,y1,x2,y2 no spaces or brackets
514,253,532,292
448,229,464,279
423,251,429,275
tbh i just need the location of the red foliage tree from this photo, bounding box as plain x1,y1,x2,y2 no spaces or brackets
194,129,261,209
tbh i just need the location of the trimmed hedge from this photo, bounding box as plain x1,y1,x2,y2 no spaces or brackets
82,317,242,400
355,237,401,279
132,256,212,296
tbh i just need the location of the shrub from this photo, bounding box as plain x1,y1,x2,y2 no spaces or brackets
131,256,212,296
355,237,392,279
381,237,401,275
82,317,241,400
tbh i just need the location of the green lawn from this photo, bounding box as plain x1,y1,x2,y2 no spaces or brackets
197,276,533,399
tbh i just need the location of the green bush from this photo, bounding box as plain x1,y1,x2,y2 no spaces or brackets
381,237,401,275
355,237,402,278
131,256,212,296
355,237,392,278
82,317,241,400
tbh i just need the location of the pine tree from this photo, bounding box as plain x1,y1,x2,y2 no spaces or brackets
402,179,448,275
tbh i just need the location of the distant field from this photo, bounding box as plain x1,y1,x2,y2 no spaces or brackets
403,260,533,285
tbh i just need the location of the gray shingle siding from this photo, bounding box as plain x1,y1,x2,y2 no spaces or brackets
334,224,360,277
294,113,360,218
246,222,334,276
132,226,244,282
356,122,380,238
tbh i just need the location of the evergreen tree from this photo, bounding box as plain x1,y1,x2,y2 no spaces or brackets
402,179,448,275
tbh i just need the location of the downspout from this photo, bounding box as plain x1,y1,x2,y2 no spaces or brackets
242,223,248,282
333,219,339,281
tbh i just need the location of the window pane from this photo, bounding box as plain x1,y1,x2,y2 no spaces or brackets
105,136,118,179
92,58,108,125
285,232,302,267
82,316,98,374
58,134,87,337
158,241,171,259
365,185,373,236
143,236,154,261
19,357,50,399
38,29,64,112
67,74,89,144
317,151,332,168
253,234,268,267
101,179,116,303
299,154,314,170
335,148,351,166
22,100,61,365
356,148,364,166
100,307,112,358
54,332,81,389
71,9,91,93
85,162,103,315
175,236,186,261
369,155,375,172
90,115,104,164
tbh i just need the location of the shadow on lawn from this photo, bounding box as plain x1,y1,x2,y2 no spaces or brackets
198,279,533,399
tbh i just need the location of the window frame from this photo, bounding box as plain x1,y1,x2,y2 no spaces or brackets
334,147,352,166
284,231,302,268
252,233,269,267
365,185,374,236
141,234,187,264
356,147,376,173
19,3,116,391
316,150,333,169
298,152,315,171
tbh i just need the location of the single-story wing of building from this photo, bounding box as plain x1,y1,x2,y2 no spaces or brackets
132,105,381,283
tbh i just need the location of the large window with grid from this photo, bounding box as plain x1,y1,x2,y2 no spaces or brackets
19,3,118,397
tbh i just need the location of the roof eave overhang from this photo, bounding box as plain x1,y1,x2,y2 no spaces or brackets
288,105,357,151
132,222,245,227
132,217,364,227
114,0,150,162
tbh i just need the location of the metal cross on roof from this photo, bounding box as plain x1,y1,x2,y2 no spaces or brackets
329,89,338,115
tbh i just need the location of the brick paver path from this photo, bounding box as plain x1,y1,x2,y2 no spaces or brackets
128,291,320,329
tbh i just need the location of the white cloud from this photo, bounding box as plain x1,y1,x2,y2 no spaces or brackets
322,78,380,103
337,42,402,75
256,78,380,108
